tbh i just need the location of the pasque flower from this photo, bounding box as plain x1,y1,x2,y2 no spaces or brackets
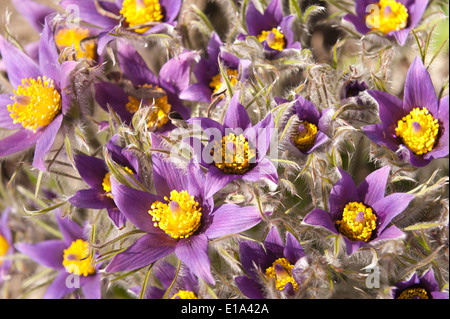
105,133,263,285
0,208,13,285
187,91,278,198
303,166,415,255
363,57,449,167
235,226,306,298
391,269,449,299
0,17,76,171
68,135,140,228
344,0,429,45
15,213,102,299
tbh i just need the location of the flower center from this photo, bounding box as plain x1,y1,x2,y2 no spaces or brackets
211,133,256,175
336,202,377,242
120,0,164,33
291,121,318,152
125,84,172,129
0,234,9,266
171,290,198,299
102,167,134,198
209,68,239,93
265,258,298,291
395,107,439,155
149,190,202,239
8,77,61,132
62,239,96,277
366,0,409,34
257,27,286,51
54,27,97,60
397,287,429,299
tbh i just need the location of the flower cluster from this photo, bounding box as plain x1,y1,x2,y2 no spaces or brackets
0,0,448,300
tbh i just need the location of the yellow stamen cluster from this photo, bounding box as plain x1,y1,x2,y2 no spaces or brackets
265,258,298,291
395,107,439,155
291,121,318,152
8,76,61,132
336,202,377,242
62,239,96,277
125,84,172,129
397,287,429,299
171,290,198,299
54,27,97,60
0,234,9,266
257,27,286,51
366,0,409,34
149,190,202,239
212,133,256,175
209,68,239,93
120,0,164,33
102,167,134,198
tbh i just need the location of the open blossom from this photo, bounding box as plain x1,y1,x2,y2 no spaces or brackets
15,213,102,299
105,133,263,285
0,208,13,285
344,0,429,45
0,18,77,171
303,166,415,255
363,57,449,167
391,269,449,299
235,226,306,298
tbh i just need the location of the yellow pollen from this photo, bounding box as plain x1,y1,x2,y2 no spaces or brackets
366,0,409,34
265,258,298,291
0,234,9,266
125,84,171,129
257,27,286,51
62,239,96,277
171,290,198,299
395,107,439,155
102,167,134,199
336,202,377,242
7,76,61,132
120,0,164,33
54,27,97,60
211,133,256,175
397,287,429,299
291,121,318,152
149,190,202,239
209,68,239,93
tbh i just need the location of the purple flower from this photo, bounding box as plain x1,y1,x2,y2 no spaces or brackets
391,269,449,299
303,166,415,255
235,226,306,299
241,0,301,55
105,133,263,285
341,79,369,102
187,91,278,198
0,17,76,171
15,213,102,299
344,0,429,45
276,95,330,156
68,135,140,229
179,32,252,103
363,57,449,167
95,40,194,132
0,208,13,285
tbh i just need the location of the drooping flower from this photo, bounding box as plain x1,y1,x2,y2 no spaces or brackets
0,17,77,171
303,166,415,255
0,208,13,286
105,134,263,285
276,95,330,156
179,32,252,103
363,57,449,167
186,91,278,198
94,40,195,132
235,226,306,298
391,269,449,299
344,0,429,45
240,0,301,55
68,135,140,228
15,213,102,299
